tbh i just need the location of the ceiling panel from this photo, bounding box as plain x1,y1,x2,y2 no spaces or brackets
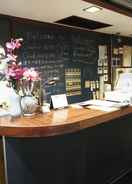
56,15,112,30
0,0,132,36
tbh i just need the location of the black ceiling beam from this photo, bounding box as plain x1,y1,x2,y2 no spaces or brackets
83,0,132,17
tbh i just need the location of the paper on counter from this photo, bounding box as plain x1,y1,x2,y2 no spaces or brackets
86,105,119,112
79,100,129,108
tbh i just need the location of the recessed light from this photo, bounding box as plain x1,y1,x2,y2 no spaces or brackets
83,6,102,13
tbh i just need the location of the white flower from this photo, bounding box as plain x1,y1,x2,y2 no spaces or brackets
0,45,5,58
0,99,10,110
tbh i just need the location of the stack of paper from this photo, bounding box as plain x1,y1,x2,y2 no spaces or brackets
79,100,129,112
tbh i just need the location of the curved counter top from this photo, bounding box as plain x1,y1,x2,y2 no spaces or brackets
0,106,132,137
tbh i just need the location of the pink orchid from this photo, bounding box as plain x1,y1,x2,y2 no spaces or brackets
15,38,23,48
7,54,17,61
6,38,23,51
7,65,26,80
6,41,16,51
23,68,40,81
3,38,41,95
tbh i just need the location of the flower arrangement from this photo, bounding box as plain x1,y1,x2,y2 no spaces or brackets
0,39,41,116
0,38,40,97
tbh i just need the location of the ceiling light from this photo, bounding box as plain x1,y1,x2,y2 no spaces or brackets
83,6,102,13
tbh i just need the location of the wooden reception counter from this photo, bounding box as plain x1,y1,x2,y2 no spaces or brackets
1,106,132,184
0,106,132,137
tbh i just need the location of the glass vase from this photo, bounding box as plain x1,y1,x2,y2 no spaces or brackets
21,95,39,116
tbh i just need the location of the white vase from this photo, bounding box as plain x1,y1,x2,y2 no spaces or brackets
9,89,22,117
0,81,22,117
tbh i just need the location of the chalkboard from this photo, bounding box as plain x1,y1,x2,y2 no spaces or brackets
13,23,70,102
71,33,98,65
13,21,99,103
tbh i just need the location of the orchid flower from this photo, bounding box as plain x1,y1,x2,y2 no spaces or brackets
7,54,17,62
23,68,40,81
0,38,41,97
6,38,23,51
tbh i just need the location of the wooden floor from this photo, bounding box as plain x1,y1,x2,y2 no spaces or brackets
0,139,5,184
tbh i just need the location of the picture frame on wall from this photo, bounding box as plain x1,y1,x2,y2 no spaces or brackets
113,67,132,88
103,67,108,74
104,74,108,82
103,58,108,66
98,67,103,74
98,59,103,66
